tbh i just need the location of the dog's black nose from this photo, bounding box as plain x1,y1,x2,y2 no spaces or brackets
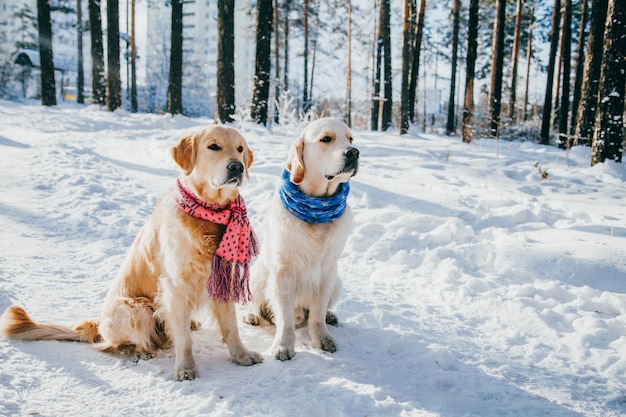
344,147,360,160
227,161,244,176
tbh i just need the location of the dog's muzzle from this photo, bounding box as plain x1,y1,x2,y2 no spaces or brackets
343,146,359,175
226,160,244,185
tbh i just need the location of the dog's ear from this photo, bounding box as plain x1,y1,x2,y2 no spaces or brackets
171,134,196,175
244,147,254,179
286,136,305,185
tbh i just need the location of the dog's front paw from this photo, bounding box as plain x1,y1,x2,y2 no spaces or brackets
175,366,198,381
325,311,339,326
272,344,295,361
232,349,264,366
313,335,337,353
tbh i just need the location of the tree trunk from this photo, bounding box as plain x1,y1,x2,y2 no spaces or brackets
557,0,572,148
400,0,413,135
130,0,137,113
251,0,273,125
89,0,106,106
106,0,121,111
381,0,392,131
569,0,588,137
523,0,534,121
167,0,183,115
371,0,383,131
346,0,352,127
591,0,625,165
489,0,506,138
273,0,280,123
574,0,608,146
539,0,561,145
408,0,426,124
552,5,566,130
445,0,461,135
216,0,235,123
283,0,291,92
77,0,84,104
37,0,56,106
303,0,309,113
509,0,523,121
462,0,479,143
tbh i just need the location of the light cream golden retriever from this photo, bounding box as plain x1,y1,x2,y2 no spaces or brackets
0,125,263,381
245,118,359,360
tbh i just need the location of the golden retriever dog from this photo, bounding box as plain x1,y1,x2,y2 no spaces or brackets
245,118,359,360
0,125,263,381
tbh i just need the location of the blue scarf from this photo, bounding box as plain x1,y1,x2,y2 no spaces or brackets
279,169,350,224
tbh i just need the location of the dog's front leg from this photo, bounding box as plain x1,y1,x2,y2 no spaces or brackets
271,274,297,360
163,290,197,381
211,301,263,365
308,273,338,353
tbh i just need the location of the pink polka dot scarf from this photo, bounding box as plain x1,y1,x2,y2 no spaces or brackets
174,178,258,304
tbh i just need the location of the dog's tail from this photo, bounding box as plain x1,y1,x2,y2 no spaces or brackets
0,305,101,344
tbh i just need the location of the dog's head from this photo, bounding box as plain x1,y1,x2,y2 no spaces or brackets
171,125,254,204
286,118,359,197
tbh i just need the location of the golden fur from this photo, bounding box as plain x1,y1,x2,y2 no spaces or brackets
0,125,262,381
245,118,359,360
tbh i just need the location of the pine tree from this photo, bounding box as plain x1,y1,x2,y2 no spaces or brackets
522,0,535,121
216,0,235,123
445,0,461,135
399,0,413,135
89,0,105,106
591,0,625,165
381,0,392,131
557,0,572,148
167,0,183,115
76,0,84,104
462,0,479,143
489,0,506,138
569,0,588,138
509,0,523,121
37,0,56,106
371,0,383,130
408,0,426,125
251,0,273,125
106,0,121,111
574,0,608,146
539,0,561,145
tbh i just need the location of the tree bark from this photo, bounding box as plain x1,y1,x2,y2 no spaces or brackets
216,0,235,123
569,0,588,137
539,0,561,145
574,0,608,146
445,0,461,135
37,0,56,106
89,0,106,106
371,0,383,131
509,0,523,121
408,0,426,124
77,0,84,104
106,0,122,111
489,0,506,138
273,0,280,123
400,0,413,135
167,0,183,115
130,0,137,113
303,0,309,113
283,0,291,92
381,0,392,131
523,0,534,121
557,0,572,148
251,0,273,125
346,0,352,127
591,0,625,165
462,0,479,143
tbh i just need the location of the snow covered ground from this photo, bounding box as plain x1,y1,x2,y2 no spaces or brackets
0,99,625,417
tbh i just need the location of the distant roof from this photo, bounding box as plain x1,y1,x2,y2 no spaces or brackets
13,49,75,72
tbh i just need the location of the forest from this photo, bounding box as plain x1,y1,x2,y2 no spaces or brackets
0,0,624,166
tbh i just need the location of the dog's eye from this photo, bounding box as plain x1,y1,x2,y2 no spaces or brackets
320,136,332,143
237,146,243,153
208,144,221,151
